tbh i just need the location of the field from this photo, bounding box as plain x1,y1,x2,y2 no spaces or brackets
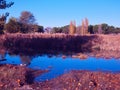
0,33,119,52
0,33,120,57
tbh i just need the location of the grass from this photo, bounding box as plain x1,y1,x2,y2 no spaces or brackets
0,33,120,55
1,33,98,54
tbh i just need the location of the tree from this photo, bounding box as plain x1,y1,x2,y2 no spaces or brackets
88,25,94,34
69,21,76,35
19,11,35,24
81,18,89,35
33,25,44,33
0,0,14,9
51,27,63,33
81,20,85,35
19,11,37,33
0,0,14,34
61,25,69,34
5,17,21,33
93,25,98,34
38,25,44,33
85,18,89,34
98,24,102,34
101,23,108,34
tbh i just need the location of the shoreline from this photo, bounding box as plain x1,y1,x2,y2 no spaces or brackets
0,33,120,59
0,64,120,89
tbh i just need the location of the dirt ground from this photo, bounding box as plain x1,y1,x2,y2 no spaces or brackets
33,71,120,90
1,64,120,90
0,64,48,90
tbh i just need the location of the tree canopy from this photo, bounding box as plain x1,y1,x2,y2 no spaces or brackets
19,11,36,24
5,11,44,33
0,0,14,9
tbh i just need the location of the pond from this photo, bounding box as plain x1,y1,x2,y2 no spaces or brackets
1,53,120,81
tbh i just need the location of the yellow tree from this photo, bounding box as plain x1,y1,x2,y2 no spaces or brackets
81,18,89,35
85,18,89,34
81,20,85,35
69,20,76,35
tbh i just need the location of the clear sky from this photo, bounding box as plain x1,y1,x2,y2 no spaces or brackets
1,0,120,27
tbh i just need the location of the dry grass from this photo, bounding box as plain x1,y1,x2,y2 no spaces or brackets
1,33,98,54
98,34,120,51
0,33,120,55
35,70,120,90
0,64,48,90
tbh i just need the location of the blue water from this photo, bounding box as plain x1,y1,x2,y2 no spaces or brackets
1,54,120,81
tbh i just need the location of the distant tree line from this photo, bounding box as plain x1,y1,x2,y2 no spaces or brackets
50,22,120,35
88,24,120,34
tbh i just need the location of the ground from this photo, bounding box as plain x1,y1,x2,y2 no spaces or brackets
0,64,120,90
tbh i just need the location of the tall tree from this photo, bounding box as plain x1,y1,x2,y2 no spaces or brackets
69,21,76,35
81,20,85,35
19,11,35,24
0,0,14,34
85,18,89,34
81,18,89,35
19,11,37,33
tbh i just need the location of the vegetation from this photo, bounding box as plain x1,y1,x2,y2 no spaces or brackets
0,64,48,90
0,33,98,54
0,33,120,55
0,0,14,34
69,21,76,35
50,23,120,35
5,11,44,33
5,17,21,33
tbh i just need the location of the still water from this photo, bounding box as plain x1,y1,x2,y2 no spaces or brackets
1,53,120,81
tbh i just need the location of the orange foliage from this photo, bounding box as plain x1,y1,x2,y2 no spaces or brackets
69,21,76,35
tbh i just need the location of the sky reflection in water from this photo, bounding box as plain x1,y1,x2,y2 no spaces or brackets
1,54,120,81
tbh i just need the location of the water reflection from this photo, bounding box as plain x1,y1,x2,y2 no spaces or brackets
19,55,32,66
1,53,120,81
0,48,7,61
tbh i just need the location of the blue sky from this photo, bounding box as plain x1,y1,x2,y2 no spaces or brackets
1,0,120,27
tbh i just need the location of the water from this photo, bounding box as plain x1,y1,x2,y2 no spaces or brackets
1,53,120,81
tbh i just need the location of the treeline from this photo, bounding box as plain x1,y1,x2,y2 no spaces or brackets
4,16,120,34
4,11,44,33
0,0,44,34
50,22,120,35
